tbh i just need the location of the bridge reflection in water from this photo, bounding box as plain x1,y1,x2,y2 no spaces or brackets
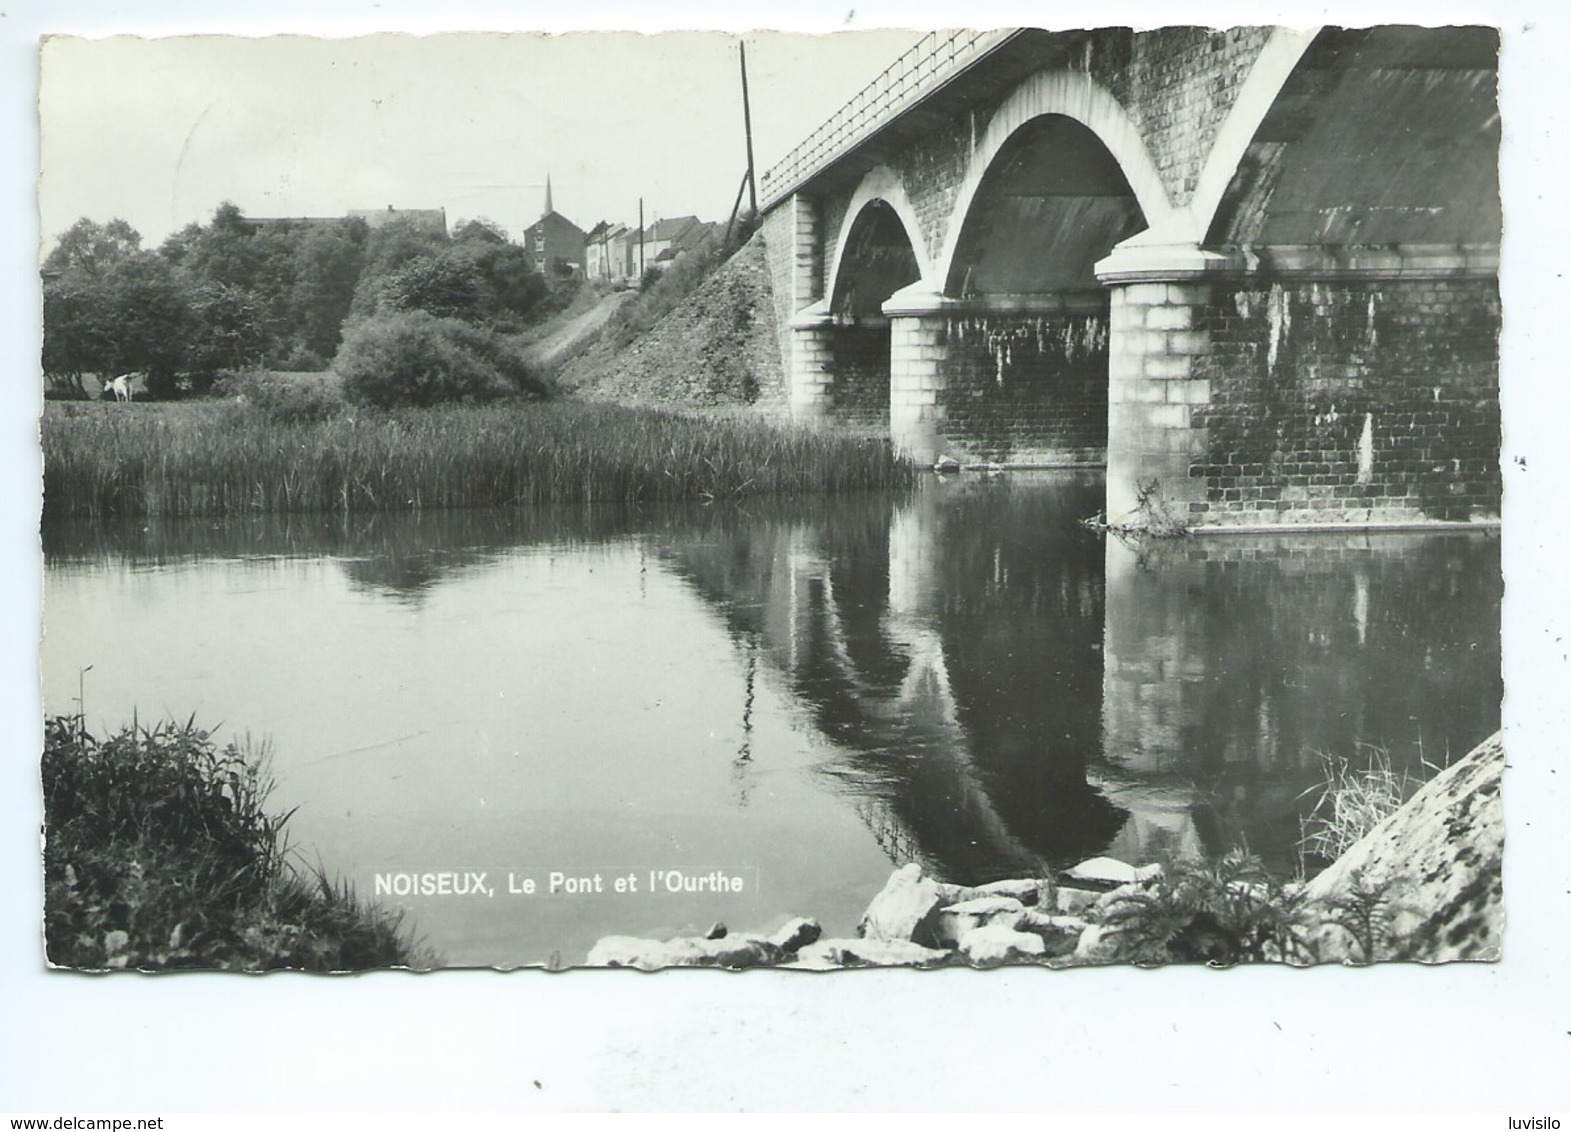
652,474,1500,883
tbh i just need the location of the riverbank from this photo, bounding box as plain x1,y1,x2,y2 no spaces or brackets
42,713,432,971
41,398,913,518
587,731,1505,969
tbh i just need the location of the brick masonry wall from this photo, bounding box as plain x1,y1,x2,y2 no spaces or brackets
1193,277,1501,524
938,308,1109,464
759,205,800,385
808,26,1275,284
1085,27,1275,208
829,323,892,431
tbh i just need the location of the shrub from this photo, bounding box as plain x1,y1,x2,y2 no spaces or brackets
42,713,429,970
334,310,549,408
216,368,344,424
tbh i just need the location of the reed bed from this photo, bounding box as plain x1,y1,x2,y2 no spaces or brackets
42,400,914,518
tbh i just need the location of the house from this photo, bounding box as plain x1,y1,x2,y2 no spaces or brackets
522,177,586,279
584,220,626,282
652,218,718,269
346,206,449,235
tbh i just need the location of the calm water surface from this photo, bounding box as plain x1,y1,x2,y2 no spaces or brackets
41,475,1501,966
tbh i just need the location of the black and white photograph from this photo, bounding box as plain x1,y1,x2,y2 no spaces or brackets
5,0,1569,1115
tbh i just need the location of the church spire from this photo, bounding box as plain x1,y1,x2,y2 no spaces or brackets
543,174,553,219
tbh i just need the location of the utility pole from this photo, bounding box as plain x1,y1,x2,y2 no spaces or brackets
638,197,646,277
739,41,758,217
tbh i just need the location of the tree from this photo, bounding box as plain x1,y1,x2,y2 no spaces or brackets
44,218,142,279
284,223,366,364
452,218,508,245
99,252,194,396
187,282,269,375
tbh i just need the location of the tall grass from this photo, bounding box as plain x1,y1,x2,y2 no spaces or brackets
42,713,431,971
42,400,914,518
1298,744,1428,865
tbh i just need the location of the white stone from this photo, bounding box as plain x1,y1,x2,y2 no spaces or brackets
1017,911,1089,958
958,923,1047,967
934,897,1027,947
1055,886,1100,914
857,863,945,945
586,934,785,970
793,937,952,970
1070,923,1122,965
1065,856,1141,885
769,917,823,953
975,877,1051,905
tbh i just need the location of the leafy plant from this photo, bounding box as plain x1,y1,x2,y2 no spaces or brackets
42,713,431,971
1321,866,1392,964
1093,849,1318,966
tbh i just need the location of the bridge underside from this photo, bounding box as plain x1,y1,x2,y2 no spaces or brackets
763,24,1501,528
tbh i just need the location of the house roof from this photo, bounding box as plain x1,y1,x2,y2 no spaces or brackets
647,216,700,242
347,207,448,233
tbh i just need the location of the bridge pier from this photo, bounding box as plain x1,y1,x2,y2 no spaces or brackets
1097,243,1225,526
787,306,836,422
882,289,953,465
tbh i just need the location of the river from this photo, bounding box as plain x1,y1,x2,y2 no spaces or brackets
40,473,1501,967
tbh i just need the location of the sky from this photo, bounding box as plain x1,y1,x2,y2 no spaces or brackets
39,29,925,249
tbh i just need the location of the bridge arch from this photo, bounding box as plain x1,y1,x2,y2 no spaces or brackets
1202,25,1502,251
812,168,929,432
933,69,1174,293
825,166,933,302
1182,26,1321,247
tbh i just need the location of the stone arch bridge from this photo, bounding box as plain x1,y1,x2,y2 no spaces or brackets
756,26,1501,529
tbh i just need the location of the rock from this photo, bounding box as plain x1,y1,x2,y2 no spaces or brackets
1064,856,1141,886
793,938,952,970
1303,731,1504,964
933,882,985,905
934,897,1027,947
1092,882,1146,917
1055,886,1100,914
975,877,1051,906
933,455,962,474
1134,863,1165,885
587,933,786,970
857,863,945,945
586,935,678,969
957,923,1047,966
769,917,822,953
704,921,728,940
1071,923,1122,965
1017,911,1089,957
700,936,787,969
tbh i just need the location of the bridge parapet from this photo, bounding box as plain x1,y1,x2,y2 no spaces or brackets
759,29,1016,209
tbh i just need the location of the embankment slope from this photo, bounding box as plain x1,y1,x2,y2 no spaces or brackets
557,232,785,412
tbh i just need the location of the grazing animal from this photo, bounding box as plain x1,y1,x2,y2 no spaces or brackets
104,374,135,403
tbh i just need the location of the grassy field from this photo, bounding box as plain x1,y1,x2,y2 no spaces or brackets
43,713,431,971
41,397,915,518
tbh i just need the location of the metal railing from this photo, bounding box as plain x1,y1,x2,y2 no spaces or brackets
759,29,1014,208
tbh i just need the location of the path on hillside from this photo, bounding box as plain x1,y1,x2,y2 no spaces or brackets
520,289,631,376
